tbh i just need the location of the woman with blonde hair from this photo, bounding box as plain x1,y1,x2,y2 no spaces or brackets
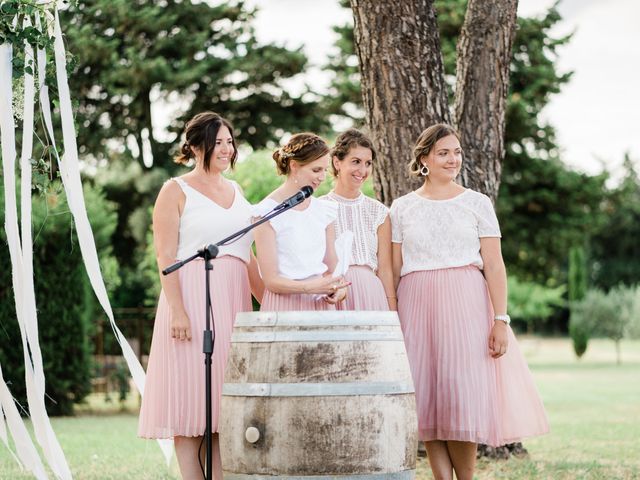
253,132,350,310
391,124,548,480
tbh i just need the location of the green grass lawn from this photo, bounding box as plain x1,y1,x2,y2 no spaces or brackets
1,338,639,479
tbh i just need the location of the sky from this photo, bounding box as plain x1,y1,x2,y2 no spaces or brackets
247,0,640,177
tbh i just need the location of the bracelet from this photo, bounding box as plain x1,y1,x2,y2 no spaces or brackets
494,314,511,325
386,295,397,299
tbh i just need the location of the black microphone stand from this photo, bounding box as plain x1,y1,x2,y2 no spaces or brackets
162,187,312,480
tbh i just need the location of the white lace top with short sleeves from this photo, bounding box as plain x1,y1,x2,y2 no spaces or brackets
253,196,338,280
321,191,389,272
390,189,501,276
173,177,253,262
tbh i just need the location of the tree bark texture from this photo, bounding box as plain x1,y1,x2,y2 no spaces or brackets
454,0,519,202
350,0,451,206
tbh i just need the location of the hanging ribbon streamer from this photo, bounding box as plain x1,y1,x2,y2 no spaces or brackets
0,40,58,480
2,31,72,480
50,10,174,463
0,365,48,480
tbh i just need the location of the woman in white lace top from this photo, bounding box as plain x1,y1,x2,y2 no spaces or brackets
253,133,350,311
391,124,548,480
322,129,395,310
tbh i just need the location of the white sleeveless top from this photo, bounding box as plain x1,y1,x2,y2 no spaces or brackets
253,196,338,280
173,177,253,263
321,191,389,272
390,189,501,276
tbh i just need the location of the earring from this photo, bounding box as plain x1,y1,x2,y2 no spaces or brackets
294,176,299,184
420,164,430,176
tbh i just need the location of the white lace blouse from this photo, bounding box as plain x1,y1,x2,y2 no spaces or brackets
390,189,501,276
253,197,338,280
321,191,389,272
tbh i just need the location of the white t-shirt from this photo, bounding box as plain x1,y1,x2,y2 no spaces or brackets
321,191,388,272
390,189,501,276
253,197,338,280
173,178,253,263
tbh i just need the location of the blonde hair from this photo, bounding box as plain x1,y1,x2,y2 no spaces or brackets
272,133,330,175
408,124,460,177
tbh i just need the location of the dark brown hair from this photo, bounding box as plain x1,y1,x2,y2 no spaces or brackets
272,132,330,176
330,128,377,176
174,111,238,171
409,123,460,177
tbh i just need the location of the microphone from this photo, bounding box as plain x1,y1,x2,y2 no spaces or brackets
273,185,314,211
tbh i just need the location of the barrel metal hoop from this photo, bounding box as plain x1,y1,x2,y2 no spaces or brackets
234,311,401,328
222,381,415,397
230,331,404,343
223,471,415,480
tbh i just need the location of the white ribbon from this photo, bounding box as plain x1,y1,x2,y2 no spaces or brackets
51,10,174,463
0,365,48,480
0,41,56,480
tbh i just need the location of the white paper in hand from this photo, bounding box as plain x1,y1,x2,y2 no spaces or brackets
312,231,353,301
332,231,354,278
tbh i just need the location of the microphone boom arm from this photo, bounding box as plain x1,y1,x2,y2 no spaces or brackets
162,186,314,275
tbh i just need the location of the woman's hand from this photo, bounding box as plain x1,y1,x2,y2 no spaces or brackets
304,275,351,296
324,286,348,304
170,307,192,341
489,321,509,358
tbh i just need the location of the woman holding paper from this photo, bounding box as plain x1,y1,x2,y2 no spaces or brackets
253,132,350,311
322,129,395,311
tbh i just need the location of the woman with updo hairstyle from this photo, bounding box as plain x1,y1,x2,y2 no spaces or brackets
138,111,263,479
253,132,350,310
390,123,548,480
320,128,395,310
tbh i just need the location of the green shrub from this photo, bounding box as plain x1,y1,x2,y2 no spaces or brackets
0,181,118,415
571,286,639,364
569,321,590,358
507,276,565,333
568,246,589,357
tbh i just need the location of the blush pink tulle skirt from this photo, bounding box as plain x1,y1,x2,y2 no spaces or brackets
138,256,252,439
397,265,549,446
336,265,390,311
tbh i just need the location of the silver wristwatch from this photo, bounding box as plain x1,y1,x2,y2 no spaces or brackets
494,314,511,325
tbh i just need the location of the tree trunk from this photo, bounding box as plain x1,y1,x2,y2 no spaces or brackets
453,0,519,202
451,0,522,459
350,0,523,461
350,0,451,206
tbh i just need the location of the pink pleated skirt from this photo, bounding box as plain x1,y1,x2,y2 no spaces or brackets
397,265,549,446
138,256,252,439
336,265,389,311
260,287,336,311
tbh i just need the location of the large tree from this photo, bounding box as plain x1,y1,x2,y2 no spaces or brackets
349,0,517,204
349,0,452,205
324,2,606,285
61,0,326,168
590,155,640,290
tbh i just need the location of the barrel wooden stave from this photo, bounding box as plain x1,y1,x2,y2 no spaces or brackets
220,311,417,478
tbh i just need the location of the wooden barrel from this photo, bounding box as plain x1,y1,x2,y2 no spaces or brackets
220,311,417,479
